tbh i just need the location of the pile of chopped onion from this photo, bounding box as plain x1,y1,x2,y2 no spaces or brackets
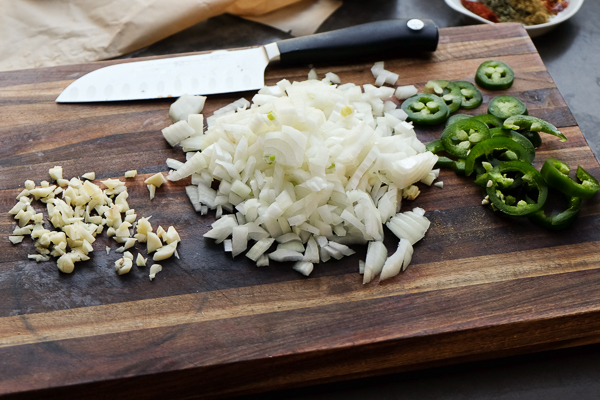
163,68,439,282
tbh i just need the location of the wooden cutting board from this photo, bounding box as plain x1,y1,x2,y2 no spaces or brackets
2,23,600,400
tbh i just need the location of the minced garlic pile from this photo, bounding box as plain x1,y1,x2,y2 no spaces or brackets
8,166,179,281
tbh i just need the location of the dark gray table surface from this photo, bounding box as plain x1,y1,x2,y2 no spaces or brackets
123,1,600,398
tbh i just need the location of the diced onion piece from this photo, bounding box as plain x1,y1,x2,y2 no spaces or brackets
324,72,341,84
302,236,320,263
395,85,418,100
246,237,275,262
188,114,204,134
169,94,207,122
386,209,430,245
167,152,207,181
379,239,413,281
276,232,302,244
256,254,269,267
166,158,184,170
268,249,304,262
180,136,204,152
277,240,305,253
327,241,355,256
231,225,249,258
363,241,387,284
162,120,196,147
124,170,137,178
293,261,314,276
371,61,384,78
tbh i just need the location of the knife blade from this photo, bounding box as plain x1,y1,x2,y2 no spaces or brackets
56,18,438,103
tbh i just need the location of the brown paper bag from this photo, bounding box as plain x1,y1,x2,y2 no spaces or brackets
0,0,304,71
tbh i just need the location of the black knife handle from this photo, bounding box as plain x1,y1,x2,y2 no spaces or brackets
275,19,438,66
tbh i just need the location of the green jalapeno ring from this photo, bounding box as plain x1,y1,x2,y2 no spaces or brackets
486,161,548,217
426,139,445,154
475,60,515,90
434,156,466,175
503,115,567,142
425,80,463,114
441,118,490,159
489,128,536,160
487,95,528,119
465,137,535,176
454,80,483,109
540,158,600,199
528,191,582,230
518,130,543,148
472,113,504,129
441,81,462,113
401,93,450,126
445,113,471,128
424,80,450,95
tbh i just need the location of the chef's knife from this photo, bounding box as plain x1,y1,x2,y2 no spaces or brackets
56,18,438,103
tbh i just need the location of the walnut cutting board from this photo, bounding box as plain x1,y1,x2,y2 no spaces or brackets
1,23,600,400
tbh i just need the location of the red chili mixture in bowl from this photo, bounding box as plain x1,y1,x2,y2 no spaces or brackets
460,0,569,25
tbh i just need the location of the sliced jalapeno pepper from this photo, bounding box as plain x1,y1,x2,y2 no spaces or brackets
486,161,548,217
454,80,483,109
441,118,490,159
528,191,581,230
474,161,495,187
445,113,471,128
475,60,515,90
425,80,449,95
435,81,462,113
487,95,527,119
435,156,466,175
503,115,567,142
520,130,542,148
475,160,525,189
425,80,461,113
472,113,503,129
465,137,534,176
540,158,600,199
426,139,445,154
489,128,536,159
401,93,450,125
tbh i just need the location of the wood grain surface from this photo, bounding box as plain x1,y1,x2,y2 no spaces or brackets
2,23,600,399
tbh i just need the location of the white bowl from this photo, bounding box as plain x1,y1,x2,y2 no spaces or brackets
444,0,584,37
